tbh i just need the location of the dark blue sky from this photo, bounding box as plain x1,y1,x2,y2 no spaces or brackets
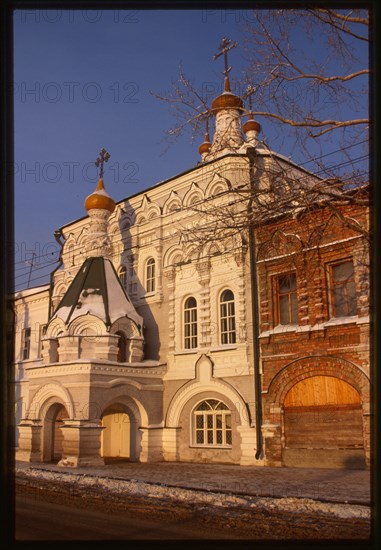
13,9,368,290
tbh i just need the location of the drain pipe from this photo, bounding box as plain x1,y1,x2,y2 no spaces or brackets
48,228,64,320
247,147,264,460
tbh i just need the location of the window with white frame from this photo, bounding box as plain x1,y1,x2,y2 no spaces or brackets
22,327,31,360
119,265,127,290
329,259,357,317
220,289,236,344
193,399,232,447
184,297,197,349
146,258,156,293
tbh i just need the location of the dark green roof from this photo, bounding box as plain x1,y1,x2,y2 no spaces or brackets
52,257,142,329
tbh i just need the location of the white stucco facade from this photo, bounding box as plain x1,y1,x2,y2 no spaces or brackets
15,71,365,469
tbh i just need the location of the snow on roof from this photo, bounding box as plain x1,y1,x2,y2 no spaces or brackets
52,257,142,328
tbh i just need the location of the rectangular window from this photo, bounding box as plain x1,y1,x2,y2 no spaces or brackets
146,259,155,293
220,290,236,344
184,309,197,349
38,323,47,357
22,327,31,360
277,273,298,325
330,260,357,317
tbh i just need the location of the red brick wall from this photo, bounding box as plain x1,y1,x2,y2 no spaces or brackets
255,201,371,467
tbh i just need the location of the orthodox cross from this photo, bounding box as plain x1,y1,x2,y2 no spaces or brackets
245,85,255,111
95,147,110,178
213,37,238,78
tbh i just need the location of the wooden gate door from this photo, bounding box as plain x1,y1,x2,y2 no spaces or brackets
101,408,131,458
283,376,364,468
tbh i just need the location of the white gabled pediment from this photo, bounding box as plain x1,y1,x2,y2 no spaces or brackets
205,172,231,198
183,182,204,207
108,204,122,224
120,213,133,229
77,227,89,245
163,190,182,214
147,203,161,219
140,194,151,211
65,232,76,247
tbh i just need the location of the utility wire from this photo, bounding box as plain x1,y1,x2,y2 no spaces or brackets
13,151,369,270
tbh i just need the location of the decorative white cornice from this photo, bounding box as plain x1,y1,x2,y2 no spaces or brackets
24,360,167,379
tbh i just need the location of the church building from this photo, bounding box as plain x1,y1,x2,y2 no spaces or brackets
14,43,370,469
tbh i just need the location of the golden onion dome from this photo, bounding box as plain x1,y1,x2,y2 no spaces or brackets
199,132,211,155
84,178,116,213
211,75,244,113
212,93,244,112
243,112,261,135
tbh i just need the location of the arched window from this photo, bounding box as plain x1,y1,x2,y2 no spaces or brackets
146,258,156,293
193,399,232,447
119,266,127,290
184,297,197,349
116,331,127,362
220,289,236,344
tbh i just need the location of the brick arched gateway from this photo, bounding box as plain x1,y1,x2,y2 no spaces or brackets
262,356,370,469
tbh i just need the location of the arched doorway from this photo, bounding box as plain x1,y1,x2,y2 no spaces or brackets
101,404,135,461
282,376,365,468
43,403,69,462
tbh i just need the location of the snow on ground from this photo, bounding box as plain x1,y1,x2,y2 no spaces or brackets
15,465,370,520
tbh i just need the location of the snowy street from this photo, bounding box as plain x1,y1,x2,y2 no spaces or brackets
15,462,371,541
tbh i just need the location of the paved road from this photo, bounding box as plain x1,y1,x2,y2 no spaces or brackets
16,496,245,540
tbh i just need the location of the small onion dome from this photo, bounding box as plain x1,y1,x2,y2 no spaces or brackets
199,132,211,155
84,178,116,213
243,112,261,135
212,75,244,113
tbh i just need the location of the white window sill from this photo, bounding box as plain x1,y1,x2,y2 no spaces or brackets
259,325,299,338
174,349,199,356
138,292,162,303
260,316,368,338
210,345,237,352
324,315,359,327
17,358,43,365
190,445,232,450
140,291,156,298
